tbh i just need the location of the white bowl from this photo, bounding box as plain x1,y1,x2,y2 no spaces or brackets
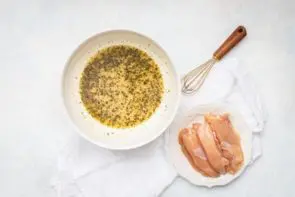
166,103,252,187
62,30,181,150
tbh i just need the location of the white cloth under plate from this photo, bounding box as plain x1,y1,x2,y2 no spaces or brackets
52,58,267,197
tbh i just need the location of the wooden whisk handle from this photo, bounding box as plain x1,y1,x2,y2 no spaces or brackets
213,26,247,60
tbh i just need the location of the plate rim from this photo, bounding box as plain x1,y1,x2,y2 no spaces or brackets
166,102,253,187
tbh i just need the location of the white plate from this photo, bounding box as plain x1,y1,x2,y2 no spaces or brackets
62,30,181,150
166,103,252,187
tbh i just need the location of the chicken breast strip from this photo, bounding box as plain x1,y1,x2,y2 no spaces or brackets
196,123,229,174
205,114,244,174
178,125,219,177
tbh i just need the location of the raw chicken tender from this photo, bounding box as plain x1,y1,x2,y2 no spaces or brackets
196,123,229,174
178,113,244,177
178,125,219,177
205,114,244,174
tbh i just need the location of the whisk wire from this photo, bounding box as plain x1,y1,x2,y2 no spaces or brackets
182,58,217,95
183,60,209,87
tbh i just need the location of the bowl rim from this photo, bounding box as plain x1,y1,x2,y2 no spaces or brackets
61,29,181,150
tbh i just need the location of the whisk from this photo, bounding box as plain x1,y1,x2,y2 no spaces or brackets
182,26,247,95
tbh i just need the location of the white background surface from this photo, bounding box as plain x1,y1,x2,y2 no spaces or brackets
1,0,295,196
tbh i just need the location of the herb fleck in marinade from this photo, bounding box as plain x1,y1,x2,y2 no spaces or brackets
80,45,164,128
